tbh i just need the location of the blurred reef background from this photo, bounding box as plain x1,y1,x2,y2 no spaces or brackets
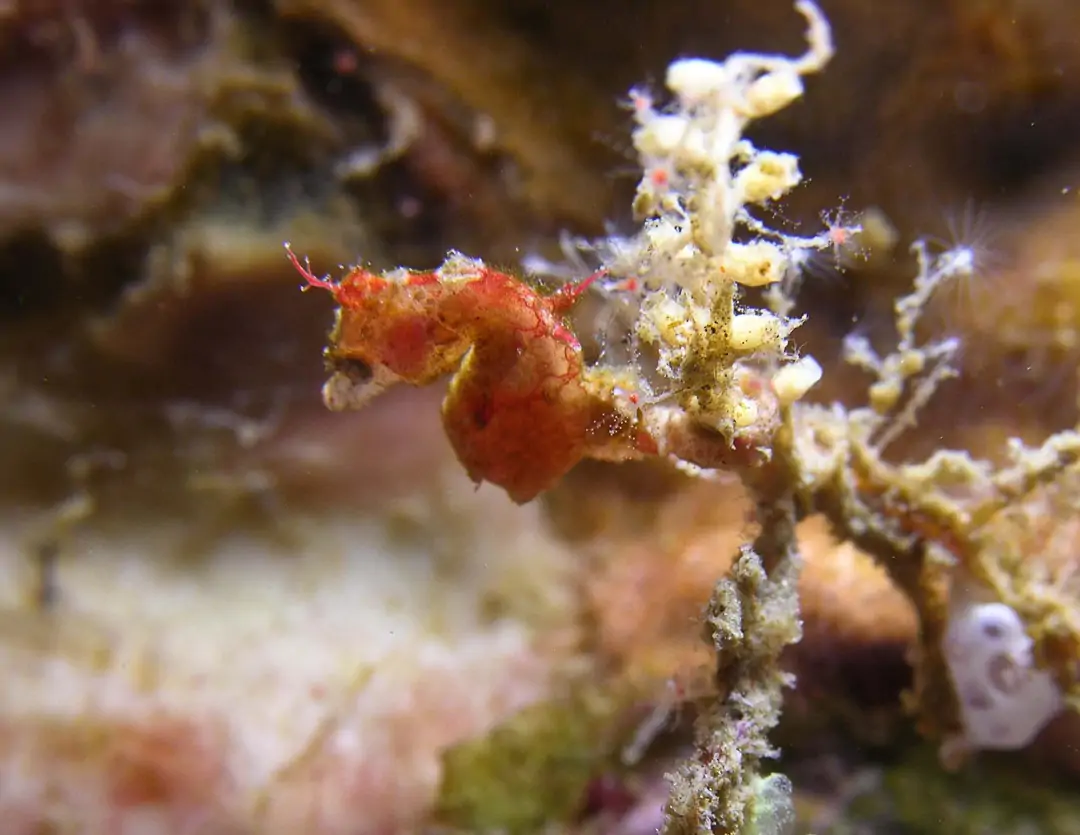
2,0,1080,832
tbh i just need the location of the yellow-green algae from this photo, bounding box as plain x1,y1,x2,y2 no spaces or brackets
434,682,632,833
882,745,1080,835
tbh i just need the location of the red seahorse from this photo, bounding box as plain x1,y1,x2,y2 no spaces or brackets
287,245,610,503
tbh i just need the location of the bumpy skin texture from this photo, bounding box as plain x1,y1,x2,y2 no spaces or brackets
437,270,597,503
289,248,630,502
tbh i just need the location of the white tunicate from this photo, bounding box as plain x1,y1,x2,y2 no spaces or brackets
942,599,1064,750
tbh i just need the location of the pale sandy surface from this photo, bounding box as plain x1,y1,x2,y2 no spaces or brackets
0,392,580,834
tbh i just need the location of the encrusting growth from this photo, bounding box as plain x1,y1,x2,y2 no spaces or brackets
291,0,1080,831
